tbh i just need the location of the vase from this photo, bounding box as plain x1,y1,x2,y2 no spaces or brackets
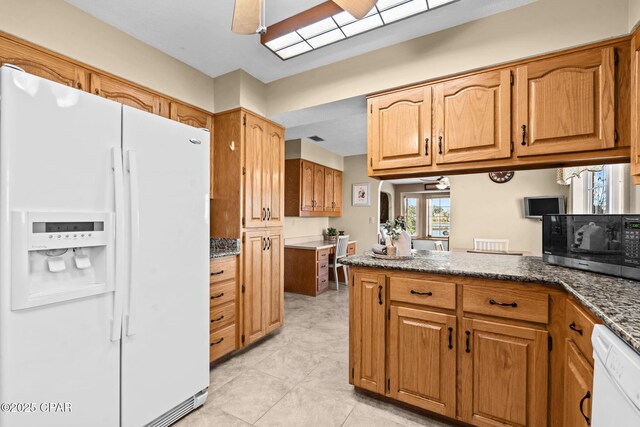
386,245,397,256
396,230,412,256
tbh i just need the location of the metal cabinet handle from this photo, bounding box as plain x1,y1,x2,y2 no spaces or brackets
521,124,526,146
438,136,443,154
94,88,100,95
448,327,453,350
465,330,471,353
489,299,517,308
211,270,224,276
410,290,432,296
262,237,266,250
267,208,271,221
579,391,591,425
425,137,429,156
262,208,266,221
76,82,82,90
378,285,383,305
569,322,584,336
210,337,224,346
211,292,225,299
211,315,225,323
267,237,271,250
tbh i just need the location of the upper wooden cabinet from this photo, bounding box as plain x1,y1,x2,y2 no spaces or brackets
90,73,169,117
264,124,284,226
369,86,432,171
285,159,343,217
0,36,89,90
632,29,640,184
170,102,212,130
516,46,616,157
434,69,512,164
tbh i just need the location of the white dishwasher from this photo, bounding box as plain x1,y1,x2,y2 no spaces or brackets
591,325,640,426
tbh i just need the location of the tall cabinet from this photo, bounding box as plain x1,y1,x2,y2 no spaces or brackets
212,108,285,347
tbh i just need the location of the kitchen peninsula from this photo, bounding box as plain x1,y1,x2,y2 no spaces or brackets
342,251,640,427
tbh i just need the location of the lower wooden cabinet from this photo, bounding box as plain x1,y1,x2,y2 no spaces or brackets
351,272,386,394
563,340,594,427
389,306,456,418
210,256,238,362
460,318,548,427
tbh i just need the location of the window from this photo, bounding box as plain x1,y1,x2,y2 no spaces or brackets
428,198,450,237
402,193,450,238
569,164,630,214
404,197,418,236
588,168,608,214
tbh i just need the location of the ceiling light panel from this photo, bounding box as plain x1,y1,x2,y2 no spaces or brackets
427,0,456,8
265,32,303,51
307,29,345,48
297,17,337,39
376,0,412,12
381,0,428,23
341,14,384,37
276,42,312,59
332,11,357,26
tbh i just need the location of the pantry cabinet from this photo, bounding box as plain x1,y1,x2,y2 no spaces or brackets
369,86,432,171
285,159,343,217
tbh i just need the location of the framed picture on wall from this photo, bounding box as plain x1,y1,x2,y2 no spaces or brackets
352,183,371,207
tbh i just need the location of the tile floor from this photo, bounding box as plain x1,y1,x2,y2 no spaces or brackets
175,288,455,427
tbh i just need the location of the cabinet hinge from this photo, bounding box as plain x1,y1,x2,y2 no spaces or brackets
242,166,246,175
614,129,619,142
351,368,354,379
614,51,619,66
242,285,245,293
548,336,553,352
241,334,245,343
510,72,514,85
242,235,245,243
387,378,390,391
242,217,245,227
388,308,390,320
243,115,247,126
370,158,373,167
510,141,514,153
370,104,373,114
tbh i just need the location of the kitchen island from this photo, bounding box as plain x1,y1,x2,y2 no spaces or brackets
342,250,640,427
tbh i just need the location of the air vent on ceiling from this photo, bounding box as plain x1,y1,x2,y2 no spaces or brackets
308,135,324,142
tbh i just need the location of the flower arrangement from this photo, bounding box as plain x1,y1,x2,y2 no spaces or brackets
383,219,404,245
325,227,338,241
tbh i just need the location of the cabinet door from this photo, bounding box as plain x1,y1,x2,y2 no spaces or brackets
632,33,640,183
389,306,456,418
90,73,168,117
369,87,432,171
351,272,386,394
324,168,335,212
300,160,315,212
313,164,325,212
461,318,548,427
264,124,284,226
333,170,343,216
244,113,266,228
170,102,211,128
434,69,511,164
516,47,615,156
264,229,284,333
243,231,266,344
0,37,89,90
563,340,594,427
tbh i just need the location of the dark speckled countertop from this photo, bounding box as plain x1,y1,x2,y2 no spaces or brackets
342,250,640,355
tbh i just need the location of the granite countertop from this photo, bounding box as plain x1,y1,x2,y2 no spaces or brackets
285,240,356,250
342,250,640,355
210,238,241,259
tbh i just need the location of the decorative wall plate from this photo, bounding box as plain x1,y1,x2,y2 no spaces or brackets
488,171,515,183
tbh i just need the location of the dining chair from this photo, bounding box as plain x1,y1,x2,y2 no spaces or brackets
473,238,509,252
330,235,350,290
433,241,445,251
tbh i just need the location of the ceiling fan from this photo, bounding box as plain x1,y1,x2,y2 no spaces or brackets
232,0,379,34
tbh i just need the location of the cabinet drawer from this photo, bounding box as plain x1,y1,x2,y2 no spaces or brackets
210,302,236,332
210,280,236,307
210,256,237,284
317,274,329,292
210,323,235,362
317,248,330,261
566,299,598,361
463,284,549,324
389,277,456,310
318,259,329,274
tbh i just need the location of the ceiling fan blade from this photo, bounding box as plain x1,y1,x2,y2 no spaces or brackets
232,0,263,34
332,0,378,19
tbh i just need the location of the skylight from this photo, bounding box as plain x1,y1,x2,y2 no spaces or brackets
262,0,458,60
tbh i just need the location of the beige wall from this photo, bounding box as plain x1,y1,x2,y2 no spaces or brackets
631,0,640,30
266,0,629,116
329,155,381,253
283,217,329,240
0,0,215,111
213,69,267,115
449,169,570,256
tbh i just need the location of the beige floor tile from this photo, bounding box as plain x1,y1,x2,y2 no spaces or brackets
254,386,354,427
173,405,250,427
256,346,325,385
298,357,358,404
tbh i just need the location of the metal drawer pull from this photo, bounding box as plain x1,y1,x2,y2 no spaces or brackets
262,207,266,221
211,293,225,299
211,270,224,276
211,315,225,323
465,330,471,353
448,327,453,350
579,391,591,425
489,299,517,308
378,285,383,305
210,337,224,346
438,136,443,154
425,137,429,156
569,322,584,335
410,290,432,296
521,124,527,145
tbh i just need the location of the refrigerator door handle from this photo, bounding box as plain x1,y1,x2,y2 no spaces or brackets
125,149,140,337
111,147,125,342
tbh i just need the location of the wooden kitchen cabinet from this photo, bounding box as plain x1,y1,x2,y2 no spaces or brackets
434,69,512,164
460,318,548,427
90,73,169,117
264,124,285,226
242,228,284,345
210,256,239,362
389,306,456,418
631,27,640,184
368,86,432,171
284,159,343,217
351,272,386,394
563,340,594,427
516,46,616,157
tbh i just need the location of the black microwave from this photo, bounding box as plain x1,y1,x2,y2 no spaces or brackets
542,214,640,280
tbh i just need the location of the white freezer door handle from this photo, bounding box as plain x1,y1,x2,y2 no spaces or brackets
111,147,125,342
125,149,140,337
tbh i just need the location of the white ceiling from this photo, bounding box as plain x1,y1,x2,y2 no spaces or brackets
65,0,534,83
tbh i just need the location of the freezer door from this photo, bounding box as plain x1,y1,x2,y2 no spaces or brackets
0,66,121,426
120,106,210,427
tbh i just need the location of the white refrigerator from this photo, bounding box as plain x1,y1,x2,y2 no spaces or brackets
0,65,210,427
